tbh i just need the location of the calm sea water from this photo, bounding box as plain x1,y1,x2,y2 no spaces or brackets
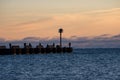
0,48,120,80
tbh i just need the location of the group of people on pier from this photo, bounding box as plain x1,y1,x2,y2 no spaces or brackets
0,42,73,55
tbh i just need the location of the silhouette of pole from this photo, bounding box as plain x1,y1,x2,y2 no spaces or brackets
58,28,63,48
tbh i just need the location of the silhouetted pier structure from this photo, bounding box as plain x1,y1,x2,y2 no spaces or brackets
0,43,73,55
0,28,73,55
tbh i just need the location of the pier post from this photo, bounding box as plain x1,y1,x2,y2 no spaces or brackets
58,28,63,48
9,43,12,49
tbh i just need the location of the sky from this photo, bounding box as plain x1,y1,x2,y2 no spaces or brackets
0,0,120,41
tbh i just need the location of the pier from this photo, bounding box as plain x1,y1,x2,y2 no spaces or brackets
0,43,73,55
0,28,73,55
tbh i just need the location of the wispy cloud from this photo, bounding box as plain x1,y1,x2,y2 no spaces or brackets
11,17,53,27
83,8,120,14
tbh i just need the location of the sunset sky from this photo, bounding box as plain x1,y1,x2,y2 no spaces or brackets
0,0,120,40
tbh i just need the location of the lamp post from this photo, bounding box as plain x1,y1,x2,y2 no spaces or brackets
58,28,63,48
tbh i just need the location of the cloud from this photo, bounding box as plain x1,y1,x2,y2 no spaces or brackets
0,34,120,48
112,34,120,39
70,34,120,48
23,37,39,41
84,8,120,15
0,38,5,42
12,17,53,27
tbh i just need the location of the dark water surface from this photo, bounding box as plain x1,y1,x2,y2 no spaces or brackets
0,48,120,80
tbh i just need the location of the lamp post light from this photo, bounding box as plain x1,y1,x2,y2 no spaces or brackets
58,28,63,48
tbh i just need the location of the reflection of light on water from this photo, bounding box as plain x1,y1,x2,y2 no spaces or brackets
0,48,120,79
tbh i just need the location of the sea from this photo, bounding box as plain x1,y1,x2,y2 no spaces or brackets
0,48,120,80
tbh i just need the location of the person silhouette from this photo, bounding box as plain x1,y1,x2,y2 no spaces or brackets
69,42,71,48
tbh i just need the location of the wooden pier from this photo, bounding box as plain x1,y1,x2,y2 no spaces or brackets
0,43,73,55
